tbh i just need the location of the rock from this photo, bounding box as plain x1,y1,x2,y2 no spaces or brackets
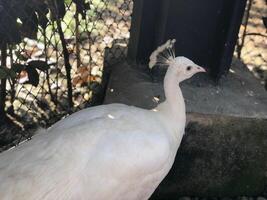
124,10,132,17
112,22,118,28
121,2,129,10
91,52,101,63
115,15,123,21
121,27,130,37
110,11,117,18
83,92,92,101
118,21,126,29
88,45,97,54
101,10,110,19
129,1,134,10
99,29,107,37
91,66,101,76
105,18,114,26
115,1,123,8
103,36,113,44
81,55,90,65
25,38,38,47
98,42,106,51
90,29,99,39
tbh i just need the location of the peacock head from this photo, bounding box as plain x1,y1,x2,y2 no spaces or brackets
171,56,206,81
149,39,206,82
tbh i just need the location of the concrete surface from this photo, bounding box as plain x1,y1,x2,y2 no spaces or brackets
151,114,267,198
104,59,267,119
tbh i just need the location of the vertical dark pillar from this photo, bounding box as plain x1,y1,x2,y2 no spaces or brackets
214,0,247,79
128,0,247,80
128,0,163,64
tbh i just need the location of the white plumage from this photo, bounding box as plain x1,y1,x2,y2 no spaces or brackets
0,40,205,200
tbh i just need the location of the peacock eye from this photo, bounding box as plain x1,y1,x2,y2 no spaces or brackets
186,66,192,71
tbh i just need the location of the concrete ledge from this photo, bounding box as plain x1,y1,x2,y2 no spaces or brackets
151,114,267,198
104,59,267,119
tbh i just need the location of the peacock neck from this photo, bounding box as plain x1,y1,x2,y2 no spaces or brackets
156,68,186,140
164,69,186,121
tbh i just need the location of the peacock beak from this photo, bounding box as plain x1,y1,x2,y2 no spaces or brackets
196,66,206,73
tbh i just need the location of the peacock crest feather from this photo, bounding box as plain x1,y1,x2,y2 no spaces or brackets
149,39,176,69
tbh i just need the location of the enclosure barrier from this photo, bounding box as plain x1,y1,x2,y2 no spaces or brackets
0,0,133,127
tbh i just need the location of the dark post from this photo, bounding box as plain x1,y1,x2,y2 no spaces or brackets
128,0,247,80
128,0,162,63
214,0,248,79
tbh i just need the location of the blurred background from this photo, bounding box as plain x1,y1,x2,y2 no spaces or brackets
235,0,267,90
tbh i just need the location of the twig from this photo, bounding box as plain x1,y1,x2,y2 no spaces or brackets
56,19,74,110
52,22,60,105
75,6,81,69
245,32,267,37
8,46,16,115
0,41,7,117
43,27,58,106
